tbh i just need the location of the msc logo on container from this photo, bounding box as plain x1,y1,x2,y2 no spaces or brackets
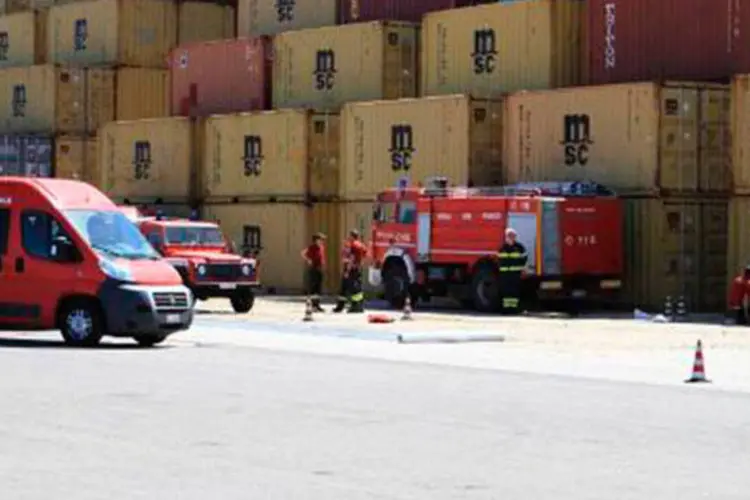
472,29,497,75
0,32,8,61
389,125,415,171
561,114,593,167
133,141,152,180
275,0,295,23
242,135,263,177
12,84,26,117
313,50,336,91
74,19,88,52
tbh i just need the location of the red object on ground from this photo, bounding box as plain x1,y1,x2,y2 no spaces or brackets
727,276,750,309
338,0,481,24
169,37,271,117
586,0,732,84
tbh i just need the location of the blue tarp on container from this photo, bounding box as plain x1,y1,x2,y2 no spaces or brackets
0,135,53,177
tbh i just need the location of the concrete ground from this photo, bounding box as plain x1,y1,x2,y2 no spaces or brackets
0,297,748,499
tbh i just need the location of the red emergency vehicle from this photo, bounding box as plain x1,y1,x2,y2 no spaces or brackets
128,211,260,313
369,180,624,313
0,177,194,347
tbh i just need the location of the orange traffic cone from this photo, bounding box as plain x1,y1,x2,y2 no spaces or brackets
401,296,413,321
685,339,710,383
303,297,314,322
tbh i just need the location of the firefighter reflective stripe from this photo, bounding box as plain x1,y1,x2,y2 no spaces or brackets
497,252,527,259
351,292,364,303
338,295,347,301
500,266,525,272
503,297,519,307
311,295,320,300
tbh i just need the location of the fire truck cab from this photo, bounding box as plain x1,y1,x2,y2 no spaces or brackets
128,210,261,313
369,180,624,313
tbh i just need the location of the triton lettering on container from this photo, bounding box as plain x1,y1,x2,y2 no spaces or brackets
504,82,731,194
421,0,584,97
339,0,483,24
238,0,337,37
341,95,503,199
170,37,271,117
177,1,235,45
587,0,732,84
0,11,47,68
202,109,339,201
273,21,418,111
0,134,51,177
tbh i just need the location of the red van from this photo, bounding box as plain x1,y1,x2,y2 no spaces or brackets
0,177,194,347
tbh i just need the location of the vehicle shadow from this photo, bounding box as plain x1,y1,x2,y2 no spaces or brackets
0,337,174,350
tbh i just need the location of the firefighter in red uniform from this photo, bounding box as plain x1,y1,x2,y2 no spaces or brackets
497,227,528,314
728,265,750,324
333,229,368,313
301,232,327,312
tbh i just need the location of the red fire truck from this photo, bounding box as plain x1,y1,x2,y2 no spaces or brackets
368,180,624,313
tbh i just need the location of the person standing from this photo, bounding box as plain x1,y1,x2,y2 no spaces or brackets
728,264,750,325
301,233,327,312
333,229,368,314
497,227,528,314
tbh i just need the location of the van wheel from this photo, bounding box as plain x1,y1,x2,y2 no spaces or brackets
471,264,501,313
59,301,104,347
230,290,255,313
134,334,168,347
384,263,409,309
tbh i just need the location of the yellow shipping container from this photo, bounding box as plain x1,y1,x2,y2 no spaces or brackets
115,67,168,121
99,117,201,202
203,109,339,201
0,65,114,134
727,197,750,286
341,94,502,199
177,1,235,45
3,0,55,12
504,82,731,195
421,0,584,97
53,136,98,183
203,201,373,292
273,21,418,112
47,0,177,68
624,197,728,312
237,0,336,37
0,11,47,68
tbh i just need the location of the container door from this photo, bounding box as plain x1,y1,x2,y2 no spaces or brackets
506,212,536,271
540,200,561,275
416,213,431,261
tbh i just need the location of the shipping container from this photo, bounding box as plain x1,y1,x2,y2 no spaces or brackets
237,0,337,37
504,82,731,195
341,94,502,198
98,117,202,202
47,0,177,68
202,109,339,201
340,0,493,24
177,1,235,45
53,135,97,182
0,134,51,176
624,197,728,312
115,67,169,121
1,0,56,12
0,65,115,134
731,75,750,194
203,201,373,292
273,21,418,111
421,1,584,97
0,11,47,68
170,37,270,117
587,0,731,85
727,196,750,288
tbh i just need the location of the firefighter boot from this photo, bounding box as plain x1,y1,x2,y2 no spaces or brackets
332,298,347,313
312,298,326,313
347,301,364,313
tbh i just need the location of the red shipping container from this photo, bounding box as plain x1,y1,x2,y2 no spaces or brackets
169,37,271,117
339,0,487,24
587,0,732,84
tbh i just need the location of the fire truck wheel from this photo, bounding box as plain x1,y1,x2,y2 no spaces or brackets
383,262,410,309
471,265,501,313
58,299,104,347
230,290,255,313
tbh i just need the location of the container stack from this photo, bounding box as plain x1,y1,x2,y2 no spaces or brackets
727,76,750,292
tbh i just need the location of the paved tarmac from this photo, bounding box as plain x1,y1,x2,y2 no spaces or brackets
0,321,748,500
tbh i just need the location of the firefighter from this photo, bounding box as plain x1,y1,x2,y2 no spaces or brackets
333,229,368,314
301,233,327,312
728,264,750,325
497,227,528,314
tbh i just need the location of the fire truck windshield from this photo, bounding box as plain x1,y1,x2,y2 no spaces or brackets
165,226,225,246
373,201,416,224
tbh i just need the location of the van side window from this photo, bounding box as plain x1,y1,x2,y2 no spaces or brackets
21,210,72,260
0,208,9,255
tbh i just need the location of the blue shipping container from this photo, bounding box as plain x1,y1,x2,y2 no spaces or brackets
0,135,53,177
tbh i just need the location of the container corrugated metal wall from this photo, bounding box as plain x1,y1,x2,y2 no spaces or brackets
177,1,235,45
727,197,750,286
54,136,98,183
504,82,731,195
0,11,45,68
115,68,169,121
341,95,503,199
0,134,52,177
202,109,339,201
273,21,418,112
237,0,338,37
421,0,584,97
339,0,478,24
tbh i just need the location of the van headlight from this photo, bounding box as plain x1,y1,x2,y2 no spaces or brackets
197,264,207,276
241,264,252,276
99,258,133,282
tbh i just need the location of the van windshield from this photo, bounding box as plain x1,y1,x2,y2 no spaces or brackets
64,209,159,260
165,225,225,246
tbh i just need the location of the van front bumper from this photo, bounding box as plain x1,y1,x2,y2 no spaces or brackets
99,282,194,336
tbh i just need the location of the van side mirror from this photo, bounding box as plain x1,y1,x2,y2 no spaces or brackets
51,236,77,262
